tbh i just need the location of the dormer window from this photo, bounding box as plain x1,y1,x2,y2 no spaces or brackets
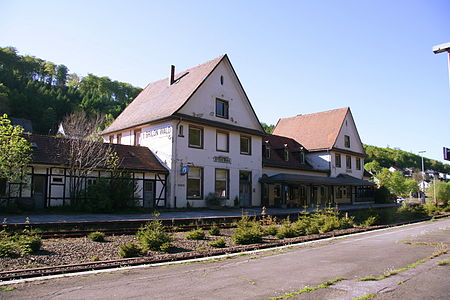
265,144,271,159
216,98,229,119
299,151,305,164
283,145,289,161
344,135,350,148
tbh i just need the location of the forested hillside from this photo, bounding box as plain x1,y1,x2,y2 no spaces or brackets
0,47,142,134
364,144,450,173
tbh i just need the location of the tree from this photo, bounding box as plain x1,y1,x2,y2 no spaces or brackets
364,160,381,175
427,181,450,206
0,114,31,182
59,111,116,201
55,64,68,87
261,122,275,134
373,168,419,197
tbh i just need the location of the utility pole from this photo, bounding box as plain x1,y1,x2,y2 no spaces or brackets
419,150,426,204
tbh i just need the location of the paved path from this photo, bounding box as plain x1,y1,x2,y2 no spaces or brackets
2,217,449,299
1,203,397,224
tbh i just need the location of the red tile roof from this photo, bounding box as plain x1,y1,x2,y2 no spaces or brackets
102,55,226,134
26,134,168,173
273,107,349,151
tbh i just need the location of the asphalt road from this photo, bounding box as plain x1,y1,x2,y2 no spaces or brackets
1,218,449,300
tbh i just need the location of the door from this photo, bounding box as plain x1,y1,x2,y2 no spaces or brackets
32,175,46,209
143,180,154,208
239,171,252,207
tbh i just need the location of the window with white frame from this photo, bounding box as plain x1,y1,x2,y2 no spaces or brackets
216,131,229,152
283,147,289,161
265,145,271,159
335,154,341,168
344,135,350,148
215,98,229,119
299,151,305,164
346,155,352,169
215,169,228,198
188,126,203,148
356,158,361,170
240,135,251,155
187,167,203,199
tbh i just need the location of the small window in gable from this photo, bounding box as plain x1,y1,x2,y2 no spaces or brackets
344,135,350,148
220,75,224,85
216,98,229,119
178,125,184,137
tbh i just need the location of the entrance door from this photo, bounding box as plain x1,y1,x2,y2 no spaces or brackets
239,171,252,207
143,180,154,208
32,175,46,209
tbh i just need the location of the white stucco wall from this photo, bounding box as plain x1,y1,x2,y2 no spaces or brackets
177,59,262,131
170,121,262,208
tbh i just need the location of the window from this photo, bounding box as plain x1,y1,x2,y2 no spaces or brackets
52,177,63,183
188,126,203,148
240,136,251,155
265,145,271,159
178,125,184,137
346,155,352,169
109,135,113,143
215,99,229,119
216,131,229,152
356,158,361,170
299,151,305,164
187,167,203,199
220,75,224,85
215,169,228,198
117,133,122,144
344,135,350,148
134,129,141,146
335,154,341,168
87,178,97,186
283,147,289,161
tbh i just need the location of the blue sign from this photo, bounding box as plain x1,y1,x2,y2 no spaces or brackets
181,165,190,175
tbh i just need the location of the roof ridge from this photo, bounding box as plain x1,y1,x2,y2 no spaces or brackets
281,107,349,120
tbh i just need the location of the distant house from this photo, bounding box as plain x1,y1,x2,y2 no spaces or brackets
0,134,168,209
270,107,375,205
10,117,33,133
102,55,264,208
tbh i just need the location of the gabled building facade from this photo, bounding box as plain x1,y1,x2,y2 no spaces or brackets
102,55,265,208
270,108,374,205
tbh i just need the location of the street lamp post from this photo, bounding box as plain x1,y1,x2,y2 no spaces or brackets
419,150,426,204
433,42,450,87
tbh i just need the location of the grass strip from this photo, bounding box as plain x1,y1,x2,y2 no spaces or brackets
437,259,450,266
353,293,376,300
269,277,344,300
359,247,448,281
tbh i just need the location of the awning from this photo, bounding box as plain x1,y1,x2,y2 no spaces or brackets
260,173,376,186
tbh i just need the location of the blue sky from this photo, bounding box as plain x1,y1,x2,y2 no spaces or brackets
1,0,449,164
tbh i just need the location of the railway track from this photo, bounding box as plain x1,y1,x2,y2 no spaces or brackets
1,214,449,282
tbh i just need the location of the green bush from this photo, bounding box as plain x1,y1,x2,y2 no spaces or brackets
118,242,142,258
0,240,16,257
88,231,105,242
423,201,441,216
186,228,205,240
276,222,297,239
264,224,278,236
231,216,263,245
208,238,226,248
360,216,377,227
208,225,220,236
136,220,172,252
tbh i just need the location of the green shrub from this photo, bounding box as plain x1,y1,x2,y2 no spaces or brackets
0,240,16,257
186,228,205,240
209,238,226,248
118,242,142,258
208,225,220,236
361,216,377,227
231,217,263,245
11,234,42,255
136,220,172,252
264,224,278,236
88,231,105,242
423,201,441,216
276,222,297,239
